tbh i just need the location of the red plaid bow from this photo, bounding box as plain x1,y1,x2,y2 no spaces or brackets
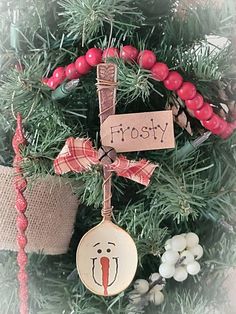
54,138,157,186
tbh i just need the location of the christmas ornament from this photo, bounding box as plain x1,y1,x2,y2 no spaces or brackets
12,114,29,314
54,63,157,296
44,45,236,139
159,232,203,281
137,50,156,69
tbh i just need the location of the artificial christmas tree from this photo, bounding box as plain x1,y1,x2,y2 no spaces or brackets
0,0,236,313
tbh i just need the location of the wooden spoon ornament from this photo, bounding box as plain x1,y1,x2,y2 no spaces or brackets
76,63,138,296
54,63,158,296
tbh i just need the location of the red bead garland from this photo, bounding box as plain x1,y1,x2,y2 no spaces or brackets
12,114,29,314
44,45,235,139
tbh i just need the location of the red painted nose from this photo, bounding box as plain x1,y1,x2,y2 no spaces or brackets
100,256,110,296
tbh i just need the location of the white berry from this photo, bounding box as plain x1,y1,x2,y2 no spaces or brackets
148,290,165,305
185,232,199,248
189,244,203,260
128,291,142,305
149,272,161,283
180,250,194,265
162,250,179,264
164,239,172,251
149,273,165,290
173,267,188,282
133,279,149,294
187,261,201,275
181,233,186,237
159,263,175,278
171,235,187,252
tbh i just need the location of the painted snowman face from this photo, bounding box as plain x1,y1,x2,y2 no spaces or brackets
76,220,138,296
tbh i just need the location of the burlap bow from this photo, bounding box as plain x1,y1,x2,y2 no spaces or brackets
54,138,157,186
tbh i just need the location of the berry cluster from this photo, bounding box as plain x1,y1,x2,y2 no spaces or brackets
159,232,203,282
128,273,166,311
43,45,236,139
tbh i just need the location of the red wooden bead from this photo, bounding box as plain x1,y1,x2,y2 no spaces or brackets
211,119,228,135
75,56,92,75
120,45,138,61
151,62,169,81
185,93,204,110
85,48,103,66
65,63,80,79
137,50,156,69
194,103,213,120
177,82,197,100
102,47,120,60
47,77,60,90
201,114,220,131
220,124,234,139
52,67,66,83
164,71,183,91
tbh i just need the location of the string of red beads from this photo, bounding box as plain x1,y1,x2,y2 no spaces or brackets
43,46,235,139
12,114,29,314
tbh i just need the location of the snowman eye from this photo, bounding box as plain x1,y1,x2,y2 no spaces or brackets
107,248,111,253
97,249,102,254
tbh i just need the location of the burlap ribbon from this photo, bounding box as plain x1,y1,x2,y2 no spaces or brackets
54,138,157,186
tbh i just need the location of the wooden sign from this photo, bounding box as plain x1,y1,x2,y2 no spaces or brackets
76,219,138,296
100,111,175,153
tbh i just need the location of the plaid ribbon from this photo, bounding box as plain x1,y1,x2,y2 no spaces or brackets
54,138,157,186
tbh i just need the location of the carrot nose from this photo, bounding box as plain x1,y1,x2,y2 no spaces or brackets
100,256,110,296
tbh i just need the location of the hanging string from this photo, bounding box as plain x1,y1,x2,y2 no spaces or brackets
12,113,29,314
